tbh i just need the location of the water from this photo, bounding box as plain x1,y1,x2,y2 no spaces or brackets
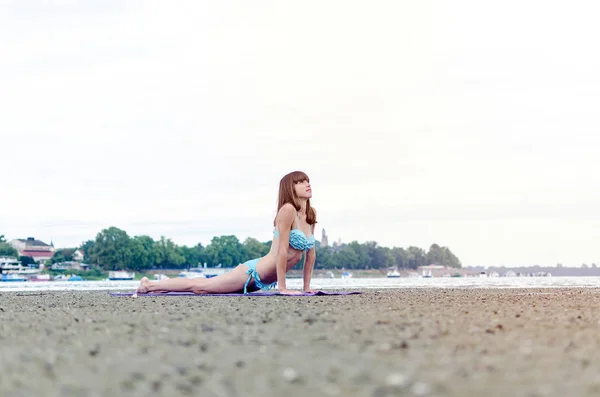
1,276,600,292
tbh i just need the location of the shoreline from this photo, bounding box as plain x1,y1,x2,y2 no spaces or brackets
2,288,600,396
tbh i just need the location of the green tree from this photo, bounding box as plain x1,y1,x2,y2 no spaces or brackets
204,235,245,267
127,235,157,270
441,247,461,268
155,236,186,268
375,246,395,269
426,243,461,268
360,241,394,269
405,246,427,269
0,235,6,243
243,237,270,260
336,247,361,269
91,227,132,270
0,243,17,257
347,241,370,268
50,248,76,264
391,247,407,268
315,246,334,269
180,243,205,268
80,240,96,263
20,256,36,266
70,227,464,271
426,244,443,266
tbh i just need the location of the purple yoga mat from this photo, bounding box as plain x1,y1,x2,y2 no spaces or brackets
110,290,362,297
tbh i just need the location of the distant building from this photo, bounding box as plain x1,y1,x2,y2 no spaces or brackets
321,229,329,247
8,237,56,264
73,249,84,262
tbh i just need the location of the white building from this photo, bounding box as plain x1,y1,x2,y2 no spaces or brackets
73,249,84,262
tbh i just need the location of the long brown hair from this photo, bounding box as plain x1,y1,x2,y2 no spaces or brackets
274,170,317,226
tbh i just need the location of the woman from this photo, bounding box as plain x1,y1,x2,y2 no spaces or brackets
137,171,317,295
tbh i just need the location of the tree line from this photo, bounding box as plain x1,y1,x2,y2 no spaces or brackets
1,227,462,270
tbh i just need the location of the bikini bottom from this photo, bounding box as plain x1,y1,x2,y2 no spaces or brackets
242,258,277,294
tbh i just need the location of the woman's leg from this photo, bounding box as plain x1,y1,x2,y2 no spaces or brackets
137,264,253,294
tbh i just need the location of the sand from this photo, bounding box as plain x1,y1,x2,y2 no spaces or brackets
1,288,600,397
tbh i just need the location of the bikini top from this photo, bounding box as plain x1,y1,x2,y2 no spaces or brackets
273,223,316,252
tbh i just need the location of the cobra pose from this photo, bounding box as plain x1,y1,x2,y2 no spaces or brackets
137,171,317,295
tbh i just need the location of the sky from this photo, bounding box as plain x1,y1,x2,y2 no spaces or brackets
1,1,599,267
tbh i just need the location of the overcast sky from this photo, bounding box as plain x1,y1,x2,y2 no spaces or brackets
1,1,599,267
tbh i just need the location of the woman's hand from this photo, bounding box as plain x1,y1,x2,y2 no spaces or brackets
278,289,303,295
303,288,320,294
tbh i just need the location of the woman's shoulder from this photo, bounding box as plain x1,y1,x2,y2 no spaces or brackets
276,203,297,221
278,202,297,213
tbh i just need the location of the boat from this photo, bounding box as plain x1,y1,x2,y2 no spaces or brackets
178,270,206,279
422,269,433,278
16,268,41,275
203,268,230,278
153,274,169,281
68,275,83,281
1,273,27,282
29,274,53,282
387,269,401,278
341,271,353,279
108,271,135,281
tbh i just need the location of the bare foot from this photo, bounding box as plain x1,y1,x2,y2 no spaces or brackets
137,277,152,294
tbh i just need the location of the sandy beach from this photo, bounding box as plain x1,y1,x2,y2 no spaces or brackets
1,288,600,397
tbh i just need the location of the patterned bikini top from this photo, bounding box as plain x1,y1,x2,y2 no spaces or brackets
273,226,316,251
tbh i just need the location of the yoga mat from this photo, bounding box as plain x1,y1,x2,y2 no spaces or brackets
110,290,362,297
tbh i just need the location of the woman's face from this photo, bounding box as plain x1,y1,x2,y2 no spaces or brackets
294,179,312,199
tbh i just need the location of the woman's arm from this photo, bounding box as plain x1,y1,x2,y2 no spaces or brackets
275,204,298,293
303,247,316,291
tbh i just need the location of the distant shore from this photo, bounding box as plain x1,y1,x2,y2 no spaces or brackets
4,266,595,283
2,288,600,396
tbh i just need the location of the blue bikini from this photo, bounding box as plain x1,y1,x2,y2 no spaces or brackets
273,228,316,251
242,222,315,294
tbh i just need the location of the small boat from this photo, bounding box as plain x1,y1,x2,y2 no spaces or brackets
108,271,135,281
341,271,353,279
1,273,27,282
17,268,41,275
153,274,169,281
387,269,401,278
178,270,205,279
203,268,230,278
68,275,83,281
422,269,433,278
29,274,53,282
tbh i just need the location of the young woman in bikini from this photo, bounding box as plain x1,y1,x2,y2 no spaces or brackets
136,170,317,295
